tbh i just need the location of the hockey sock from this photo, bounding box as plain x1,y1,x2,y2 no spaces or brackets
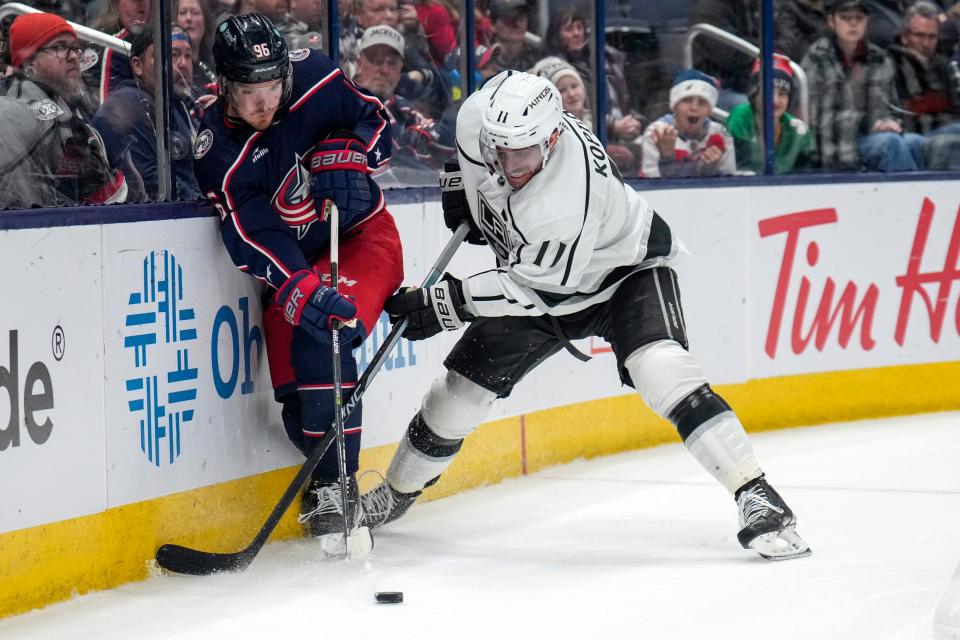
681,408,763,494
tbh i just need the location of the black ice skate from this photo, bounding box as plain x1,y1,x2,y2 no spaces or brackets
360,477,422,529
735,475,811,561
298,475,373,556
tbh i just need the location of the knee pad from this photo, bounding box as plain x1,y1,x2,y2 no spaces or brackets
624,340,708,418
421,370,497,440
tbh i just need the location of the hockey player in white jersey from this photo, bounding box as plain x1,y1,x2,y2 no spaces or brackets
361,70,811,560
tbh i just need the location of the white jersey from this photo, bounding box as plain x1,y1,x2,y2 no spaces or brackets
456,75,683,318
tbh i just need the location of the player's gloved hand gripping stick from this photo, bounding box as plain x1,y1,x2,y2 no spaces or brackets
275,269,358,341
155,221,471,575
381,162,479,342
385,274,474,341
308,133,373,220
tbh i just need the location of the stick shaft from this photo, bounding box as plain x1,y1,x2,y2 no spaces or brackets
328,203,351,553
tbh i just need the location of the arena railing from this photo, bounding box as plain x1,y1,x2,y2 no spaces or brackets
0,3,130,54
684,22,810,125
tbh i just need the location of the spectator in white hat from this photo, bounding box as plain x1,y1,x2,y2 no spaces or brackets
641,68,736,177
531,56,591,128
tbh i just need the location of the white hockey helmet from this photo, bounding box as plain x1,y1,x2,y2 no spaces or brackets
479,71,564,183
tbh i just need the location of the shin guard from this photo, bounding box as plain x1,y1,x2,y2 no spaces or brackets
387,411,463,494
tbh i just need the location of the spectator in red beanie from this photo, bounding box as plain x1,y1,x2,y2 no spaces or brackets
9,12,75,60
0,12,133,208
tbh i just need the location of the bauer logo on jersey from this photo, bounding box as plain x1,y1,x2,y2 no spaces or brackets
121,250,198,467
194,129,214,159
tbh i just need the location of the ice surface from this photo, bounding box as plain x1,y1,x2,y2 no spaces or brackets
2,412,959,640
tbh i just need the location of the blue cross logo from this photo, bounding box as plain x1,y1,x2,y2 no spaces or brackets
123,250,199,466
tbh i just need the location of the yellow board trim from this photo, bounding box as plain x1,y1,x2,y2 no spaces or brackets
3,361,959,618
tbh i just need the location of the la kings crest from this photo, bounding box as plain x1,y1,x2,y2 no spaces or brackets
476,192,515,263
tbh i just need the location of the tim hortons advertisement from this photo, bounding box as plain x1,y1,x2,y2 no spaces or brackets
747,183,960,378
0,227,107,535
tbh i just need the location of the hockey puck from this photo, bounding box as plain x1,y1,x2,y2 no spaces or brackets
375,591,403,604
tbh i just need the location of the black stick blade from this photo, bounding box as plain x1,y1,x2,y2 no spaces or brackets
156,544,253,575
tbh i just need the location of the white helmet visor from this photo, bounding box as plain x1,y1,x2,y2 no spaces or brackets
480,131,547,179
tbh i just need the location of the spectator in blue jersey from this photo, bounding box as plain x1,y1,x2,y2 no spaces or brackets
84,0,150,106
93,25,201,201
353,25,454,182
193,14,403,551
175,0,218,93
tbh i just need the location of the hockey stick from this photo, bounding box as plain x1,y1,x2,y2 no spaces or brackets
328,203,352,554
155,221,470,575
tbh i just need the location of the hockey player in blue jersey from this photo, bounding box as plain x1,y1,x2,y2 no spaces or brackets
193,13,404,548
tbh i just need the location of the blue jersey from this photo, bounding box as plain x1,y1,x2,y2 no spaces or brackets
193,48,391,290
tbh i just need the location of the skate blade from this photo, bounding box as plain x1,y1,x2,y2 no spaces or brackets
318,526,374,558
748,527,812,561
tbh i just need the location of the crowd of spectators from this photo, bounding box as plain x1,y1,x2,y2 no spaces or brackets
4,0,960,209
694,0,960,174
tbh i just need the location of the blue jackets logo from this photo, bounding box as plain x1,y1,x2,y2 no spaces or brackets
123,250,198,466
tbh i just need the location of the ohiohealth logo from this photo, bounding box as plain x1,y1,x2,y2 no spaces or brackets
123,250,198,466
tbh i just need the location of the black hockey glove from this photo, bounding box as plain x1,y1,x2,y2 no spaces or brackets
308,131,373,219
440,161,486,245
384,274,475,341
